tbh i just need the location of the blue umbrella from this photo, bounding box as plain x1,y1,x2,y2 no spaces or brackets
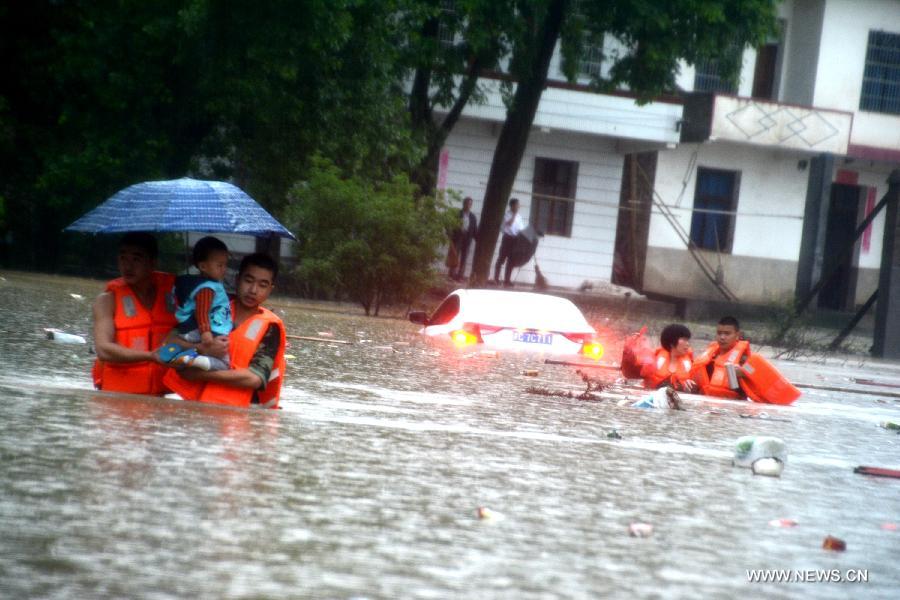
65,177,296,239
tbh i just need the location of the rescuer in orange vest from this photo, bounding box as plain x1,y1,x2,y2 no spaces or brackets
692,316,750,399
639,323,700,392
92,232,228,395
163,252,286,409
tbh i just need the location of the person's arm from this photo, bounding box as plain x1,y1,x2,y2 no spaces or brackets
93,292,159,364
163,328,229,359
177,325,280,389
193,288,216,344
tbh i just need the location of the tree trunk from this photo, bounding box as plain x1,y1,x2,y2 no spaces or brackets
470,0,568,285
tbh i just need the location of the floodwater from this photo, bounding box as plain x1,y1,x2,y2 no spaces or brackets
0,271,899,600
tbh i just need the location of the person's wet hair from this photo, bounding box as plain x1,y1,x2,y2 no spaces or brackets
718,315,740,330
192,236,228,266
660,323,691,351
239,252,278,281
119,232,158,259
509,197,519,207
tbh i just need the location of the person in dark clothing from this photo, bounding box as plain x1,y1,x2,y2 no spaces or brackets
451,196,478,281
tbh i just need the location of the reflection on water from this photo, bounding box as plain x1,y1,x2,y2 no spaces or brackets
1,272,899,599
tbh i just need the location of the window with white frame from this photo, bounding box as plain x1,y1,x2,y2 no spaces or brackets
531,158,578,237
578,38,603,78
860,30,900,115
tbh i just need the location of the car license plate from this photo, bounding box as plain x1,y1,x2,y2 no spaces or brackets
513,331,553,345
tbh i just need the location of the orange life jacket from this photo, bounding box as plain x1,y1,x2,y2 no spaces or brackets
641,348,694,390
163,305,286,409
92,272,177,395
694,340,751,399
621,327,655,379
739,353,802,405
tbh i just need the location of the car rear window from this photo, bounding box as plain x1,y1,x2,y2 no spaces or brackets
429,295,460,325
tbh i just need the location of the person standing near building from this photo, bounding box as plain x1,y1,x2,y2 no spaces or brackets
451,196,478,281
494,197,524,287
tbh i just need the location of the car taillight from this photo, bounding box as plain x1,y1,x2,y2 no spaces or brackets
581,341,605,360
450,329,479,347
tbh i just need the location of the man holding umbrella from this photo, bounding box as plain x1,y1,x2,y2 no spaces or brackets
92,232,224,395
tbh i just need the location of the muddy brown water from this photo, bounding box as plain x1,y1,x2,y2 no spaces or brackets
0,272,899,599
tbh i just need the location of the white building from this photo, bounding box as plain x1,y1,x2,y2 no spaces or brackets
439,0,900,310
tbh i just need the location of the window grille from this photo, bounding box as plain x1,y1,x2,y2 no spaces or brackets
860,30,900,115
689,168,739,253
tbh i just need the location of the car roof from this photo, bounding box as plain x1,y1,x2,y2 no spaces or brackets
450,289,595,333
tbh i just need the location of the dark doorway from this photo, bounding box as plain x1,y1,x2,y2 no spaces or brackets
752,43,779,100
612,152,656,290
818,183,862,310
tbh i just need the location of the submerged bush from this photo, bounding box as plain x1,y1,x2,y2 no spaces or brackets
285,157,453,315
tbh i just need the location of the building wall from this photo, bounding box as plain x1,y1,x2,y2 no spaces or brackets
441,118,624,289
814,0,900,150
647,142,811,303
780,0,825,107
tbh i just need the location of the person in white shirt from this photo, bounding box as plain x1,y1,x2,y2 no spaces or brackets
494,197,524,287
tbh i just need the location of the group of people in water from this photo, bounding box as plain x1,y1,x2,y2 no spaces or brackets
91,231,287,408
91,230,796,408
625,317,800,405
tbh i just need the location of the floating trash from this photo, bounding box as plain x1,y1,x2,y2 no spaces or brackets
853,465,900,479
632,387,682,410
522,369,539,377
881,523,897,531
628,522,653,537
607,429,623,439
768,518,798,528
733,436,787,476
284,354,297,360
880,421,900,431
44,328,87,344
316,331,334,337
69,293,84,300
476,506,503,521
752,457,784,477
822,535,846,552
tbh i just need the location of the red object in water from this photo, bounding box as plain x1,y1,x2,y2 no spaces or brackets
881,523,898,531
768,518,798,528
822,535,846,551
854,466,900,479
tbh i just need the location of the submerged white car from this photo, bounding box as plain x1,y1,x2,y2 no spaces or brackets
409,289,604,358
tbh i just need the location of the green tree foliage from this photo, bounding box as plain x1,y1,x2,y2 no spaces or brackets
285,158,453,316
0,0,418,271
468,0,779,284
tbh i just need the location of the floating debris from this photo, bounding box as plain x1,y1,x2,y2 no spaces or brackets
628,522,653,537
733,436,787,470
881,523,897,531
44,328,87,344
606,429,623,439
822,535,846,552
853,465,900,479
316,331,334,337
69,293,84,300
880,421,900,431
768,518,798,528
752,458,784,477
284,354,297,360
525,386,602,402
632,387,683,410
476,506,504,521
522,369,539,377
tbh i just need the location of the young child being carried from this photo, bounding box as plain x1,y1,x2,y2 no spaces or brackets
160,236,233,371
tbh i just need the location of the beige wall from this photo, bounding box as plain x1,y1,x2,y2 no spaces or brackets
643,246,879,307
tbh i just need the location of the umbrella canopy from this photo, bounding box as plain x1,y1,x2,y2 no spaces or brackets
65,177,296,239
